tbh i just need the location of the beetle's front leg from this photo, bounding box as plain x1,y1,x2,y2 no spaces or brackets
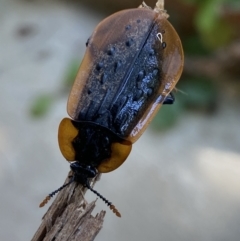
163,92,175,105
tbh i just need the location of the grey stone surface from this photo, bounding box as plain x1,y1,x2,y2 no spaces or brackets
0,1,240,241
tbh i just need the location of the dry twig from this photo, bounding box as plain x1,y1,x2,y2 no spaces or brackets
31,173,105,241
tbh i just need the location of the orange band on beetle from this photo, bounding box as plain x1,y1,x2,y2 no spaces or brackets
58,118,78,161
97,142,132,173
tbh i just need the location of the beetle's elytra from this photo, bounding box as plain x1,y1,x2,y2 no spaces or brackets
40,2,184,217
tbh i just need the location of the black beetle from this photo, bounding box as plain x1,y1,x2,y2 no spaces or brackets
40,2,184,217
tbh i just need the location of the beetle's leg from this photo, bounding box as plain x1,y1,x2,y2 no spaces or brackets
85,36,91,47
163,92,175,105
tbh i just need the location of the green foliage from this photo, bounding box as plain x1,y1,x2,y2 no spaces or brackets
195,0,234,49
177,77,217,111
30,94,54,117
30,60,80,118
183,0,238,50
183,35,209,56
62,60,80,89
151,76,218,131
151,99,184,131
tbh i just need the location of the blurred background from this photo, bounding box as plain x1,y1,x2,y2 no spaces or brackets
0,0,240,240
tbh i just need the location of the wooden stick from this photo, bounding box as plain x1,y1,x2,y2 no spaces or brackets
31,173,105,241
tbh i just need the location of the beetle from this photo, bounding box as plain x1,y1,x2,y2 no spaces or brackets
40,2,184,217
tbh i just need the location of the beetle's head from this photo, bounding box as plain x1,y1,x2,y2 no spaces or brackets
70,162,96,184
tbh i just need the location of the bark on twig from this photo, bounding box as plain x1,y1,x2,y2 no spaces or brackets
31,173,105,241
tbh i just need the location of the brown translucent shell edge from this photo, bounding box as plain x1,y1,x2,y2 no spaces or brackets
128,16,184,142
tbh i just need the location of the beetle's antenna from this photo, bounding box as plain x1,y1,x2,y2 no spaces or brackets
85,182,121,217
39,175,121,217
39,177,74,207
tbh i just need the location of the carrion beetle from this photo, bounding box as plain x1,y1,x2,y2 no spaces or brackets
40,1,184,217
